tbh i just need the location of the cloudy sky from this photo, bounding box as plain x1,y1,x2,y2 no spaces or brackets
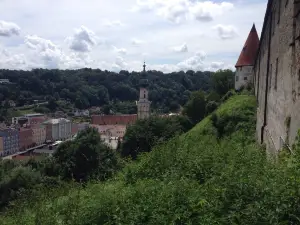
0,0,267,72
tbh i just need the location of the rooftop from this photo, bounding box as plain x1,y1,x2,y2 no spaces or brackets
43,118,70,124
235,24,260,67
24,113,44,117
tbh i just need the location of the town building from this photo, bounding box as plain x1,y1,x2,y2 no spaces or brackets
0,128,19,157
18,128,33,151
91,114,137,126
90,124,124,150
73,109,90,117
235,24,260,90
12,113,45,125
91,124,126,138
2,100,16,107
31,124,46,146
43,118,72,142
0,79,10,84
255,0,300,154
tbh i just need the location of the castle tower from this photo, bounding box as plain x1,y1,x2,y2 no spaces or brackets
137,61,151,119
235,24,259,90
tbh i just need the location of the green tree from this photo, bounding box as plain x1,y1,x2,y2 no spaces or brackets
212,69,234,96
183,91,207,124
47,97,58,111
53,128,120,182
121,116,191,159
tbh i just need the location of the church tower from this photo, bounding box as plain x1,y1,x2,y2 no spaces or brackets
137,61,151,119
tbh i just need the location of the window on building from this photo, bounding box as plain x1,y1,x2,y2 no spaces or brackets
244,77,248,81
275,58,279,90
236,76,239,81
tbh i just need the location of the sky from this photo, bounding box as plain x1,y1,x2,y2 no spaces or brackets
0,0,267,73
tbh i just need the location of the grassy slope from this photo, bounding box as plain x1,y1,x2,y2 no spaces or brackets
3,95,300,225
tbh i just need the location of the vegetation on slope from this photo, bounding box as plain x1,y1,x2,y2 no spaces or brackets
3,94,300,224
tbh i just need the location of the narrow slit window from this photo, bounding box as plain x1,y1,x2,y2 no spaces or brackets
269,64,273,91
275,58,278,90
278,0,281,24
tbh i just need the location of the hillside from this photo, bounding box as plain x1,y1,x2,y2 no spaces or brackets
0,69,215,114
2,95,300,224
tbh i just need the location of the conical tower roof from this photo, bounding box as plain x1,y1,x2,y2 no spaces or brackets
235,24,259,67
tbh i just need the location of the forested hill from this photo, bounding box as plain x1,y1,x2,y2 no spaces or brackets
0,69,234,113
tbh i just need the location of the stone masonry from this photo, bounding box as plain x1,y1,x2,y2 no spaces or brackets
255,0,300,154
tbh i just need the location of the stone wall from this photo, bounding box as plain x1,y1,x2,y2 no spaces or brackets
255,0,300,153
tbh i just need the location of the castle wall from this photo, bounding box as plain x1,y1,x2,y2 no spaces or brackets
255,0,300,154
235,66,253,90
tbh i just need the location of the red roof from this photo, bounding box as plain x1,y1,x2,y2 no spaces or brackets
29,117,46,125
91,114,137,125
235,24,259,67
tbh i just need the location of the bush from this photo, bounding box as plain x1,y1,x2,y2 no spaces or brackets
205,101,219,115
53,128,121,182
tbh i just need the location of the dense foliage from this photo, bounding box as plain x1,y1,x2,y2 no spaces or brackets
0,128,120,211
4,94,300,224
0,68,213,111
121,115,193,159
3,95,300,224
53,128,121,182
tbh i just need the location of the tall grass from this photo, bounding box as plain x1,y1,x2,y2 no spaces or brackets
2,95,300,224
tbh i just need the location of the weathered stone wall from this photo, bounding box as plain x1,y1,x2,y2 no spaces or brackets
290,0,300,145
255,0,299,153
235,66,253,90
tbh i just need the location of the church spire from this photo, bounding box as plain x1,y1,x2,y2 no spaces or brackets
143,61,146,72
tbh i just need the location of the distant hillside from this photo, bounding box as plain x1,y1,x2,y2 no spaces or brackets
0,69,217,113
4,94,300,224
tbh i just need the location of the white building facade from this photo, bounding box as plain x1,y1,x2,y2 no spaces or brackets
235,66,254,90
44,118,72,141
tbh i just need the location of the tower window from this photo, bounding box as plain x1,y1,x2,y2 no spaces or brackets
244,77,248,81
144,94,146,98
236,76,239,81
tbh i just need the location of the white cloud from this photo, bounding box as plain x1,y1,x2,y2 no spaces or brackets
0,20,20,37
213,24,238,40
132,0,234,23
112,46,127,55
177,51,206,71
112,55,128,71
24,35,63,68
68,26,98,52
103,20,124,27
131,38,144,46
190,2,234,22
172,42,188,53
211,61,225,69
0,49,29,70
25,35,57,51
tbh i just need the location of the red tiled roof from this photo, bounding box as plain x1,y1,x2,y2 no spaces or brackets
29,117,46,125
235,24,260,67
91,114,137,125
